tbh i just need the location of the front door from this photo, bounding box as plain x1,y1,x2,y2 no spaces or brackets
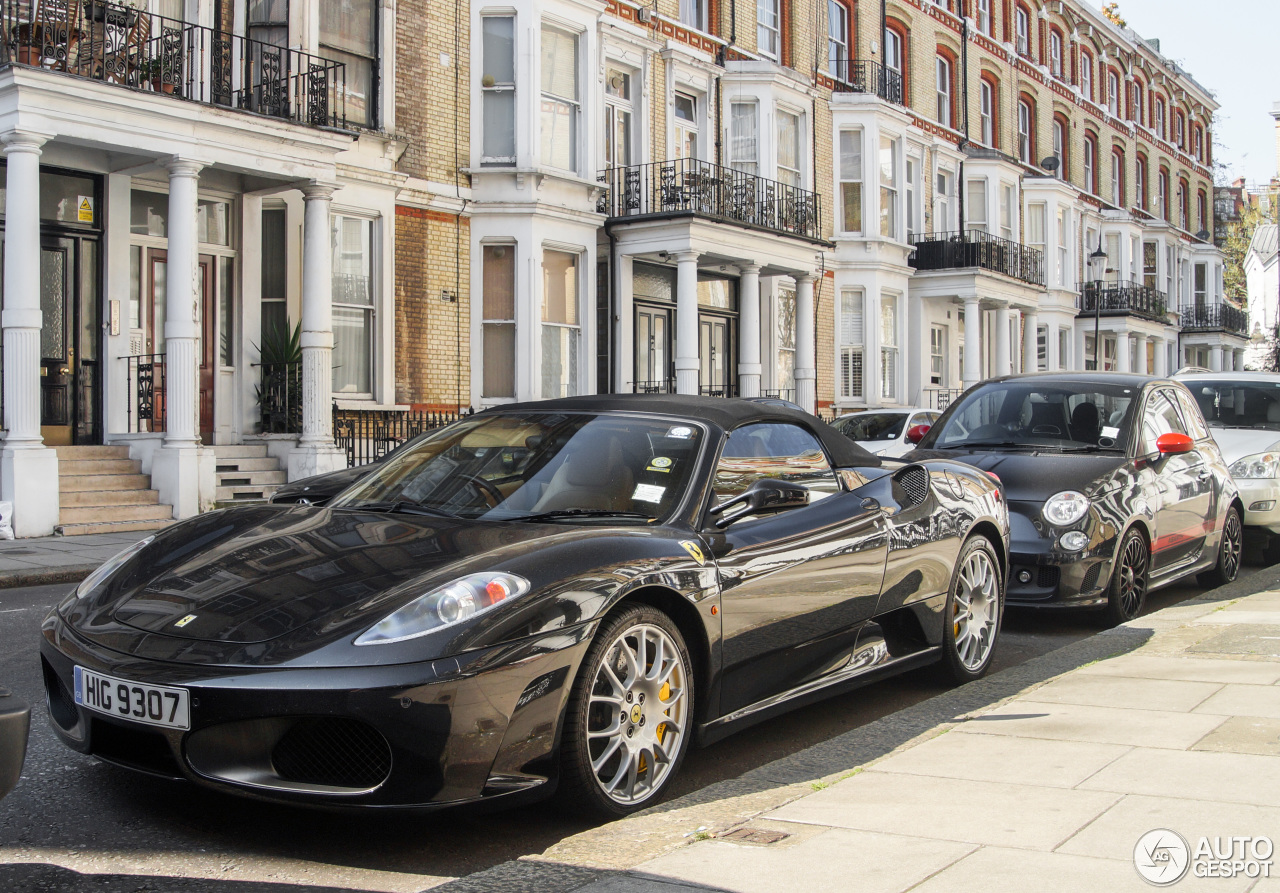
634,303,671,391
699,314,733,395
39,235,101,445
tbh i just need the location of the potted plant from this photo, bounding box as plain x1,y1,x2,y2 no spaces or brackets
143,57,174,93
254,320,303,434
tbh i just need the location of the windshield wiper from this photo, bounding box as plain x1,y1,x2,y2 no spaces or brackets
503,509,653,523
940,441,1040,451
340,500,461,519
1053,444,1125,453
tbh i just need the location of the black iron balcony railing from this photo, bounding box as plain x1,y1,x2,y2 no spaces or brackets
2,0,346,128
1078,282,1170,324
333,406,467,468
908,230,1046,287
699,382,738,398
255,361,301,434
1179,303,1248,335
632,379,677,394
826,58,904,105
122,353,165,433
598,158,824,242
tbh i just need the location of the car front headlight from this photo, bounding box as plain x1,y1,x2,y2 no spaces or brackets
1043,491,1090,526
1230,453,1280,480
355,572,531,646
58,535,155,614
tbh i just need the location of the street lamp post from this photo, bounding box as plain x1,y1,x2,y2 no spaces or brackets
1088,241,1108,371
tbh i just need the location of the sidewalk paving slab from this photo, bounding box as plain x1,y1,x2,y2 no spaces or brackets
0,532,138,588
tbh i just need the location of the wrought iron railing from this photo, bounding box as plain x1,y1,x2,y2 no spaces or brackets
909,230,1046,287
1078,283,1169,324
255,361,301,434
699,383,738,398
1179,303,1248,335
1,0,347,128
923,387,964,411
598,158,824,242
826,58,904,105
632,379,677,394
333,406,469,468
122,353,164,433
761,388,796,402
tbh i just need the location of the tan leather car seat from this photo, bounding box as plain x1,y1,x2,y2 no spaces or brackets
531,434,634,512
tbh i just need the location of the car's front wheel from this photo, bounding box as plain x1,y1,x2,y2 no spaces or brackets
938,535,1003,684
559,604,694,818
1102,527,1149,626
1199,505,1243,588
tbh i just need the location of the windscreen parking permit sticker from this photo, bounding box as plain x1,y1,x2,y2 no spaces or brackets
1101,426,1120,439
646,457,673,473
633,484,666,503
666,426,693,439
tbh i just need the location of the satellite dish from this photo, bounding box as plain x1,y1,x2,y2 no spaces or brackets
1040,156,1060,172
1196,229,1211,241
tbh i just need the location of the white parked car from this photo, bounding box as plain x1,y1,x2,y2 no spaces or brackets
1175,371,1280,560
830,408,941,457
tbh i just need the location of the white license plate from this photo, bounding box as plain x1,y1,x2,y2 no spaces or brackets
73,666,190,731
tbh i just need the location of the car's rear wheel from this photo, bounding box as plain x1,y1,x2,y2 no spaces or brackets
1199,505,1243,588
1102,528,1149,626
559,604,693,818
937,536,1003,684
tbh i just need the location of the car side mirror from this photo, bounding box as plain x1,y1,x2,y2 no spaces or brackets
1156,433,1194,455
905,424,931,445
710,478,810,528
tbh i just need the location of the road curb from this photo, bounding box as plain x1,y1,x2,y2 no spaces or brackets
0,566,94,591
426,563,1280,893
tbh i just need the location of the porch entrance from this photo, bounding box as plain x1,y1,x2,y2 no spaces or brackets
39,233,102,445
634,303,672,391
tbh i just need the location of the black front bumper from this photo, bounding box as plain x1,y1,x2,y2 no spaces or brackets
1005,513,1117,609
40,613,592,809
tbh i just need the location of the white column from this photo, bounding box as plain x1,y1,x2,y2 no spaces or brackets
1116,331,1131,372
289,182,346,480
149,159,210,520
963,296,981,387
994,305,1011,377
794,274,816,413
1235,348,1246,372
1135,337,1149,375
1209,346,1223,372
1023,311,1039,373
674,251,700,395
0,132,58,537
1010,311,1022,374
738,263,762,397
1154,337,1168,377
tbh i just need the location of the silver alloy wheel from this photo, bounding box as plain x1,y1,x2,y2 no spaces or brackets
1222,510,1242,581
585,622,688,806
952,547,1000,671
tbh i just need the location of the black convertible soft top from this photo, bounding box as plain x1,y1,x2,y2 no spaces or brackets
487,394,881,468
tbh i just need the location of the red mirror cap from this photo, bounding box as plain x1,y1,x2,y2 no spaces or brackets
1156,432,1195,455
906,424,931,445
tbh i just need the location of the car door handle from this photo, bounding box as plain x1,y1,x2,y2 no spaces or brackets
1196,469,1211,480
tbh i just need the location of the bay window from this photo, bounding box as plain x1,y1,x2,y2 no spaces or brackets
838,130,863,234
1027,203,1046,264
541,249,580,398
880,294,898,401
481,15,516,162
248,0,287,47
540,24,580,171
331,215,375,396
999,183,1014,241
839,289,864,400
729,102,758,175
777,109,802,187
320,0,377,128
481,244,516,399
1056,206,1070,288
967,178,988,233
879,136,897,239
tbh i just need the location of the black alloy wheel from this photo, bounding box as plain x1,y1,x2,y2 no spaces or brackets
558,603,694,818
1102,528,1149,627
937,535,1003,684
1199,506,1243,588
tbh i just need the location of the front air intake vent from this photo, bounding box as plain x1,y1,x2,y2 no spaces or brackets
271,717,392,790
893,465,930,508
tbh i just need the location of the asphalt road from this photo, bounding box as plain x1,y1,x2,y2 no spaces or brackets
0,563,1258,892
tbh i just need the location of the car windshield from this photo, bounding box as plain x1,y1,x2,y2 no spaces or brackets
928,380,1138,451
330,412,704,522
1183,380,1280,431
832,412,910,441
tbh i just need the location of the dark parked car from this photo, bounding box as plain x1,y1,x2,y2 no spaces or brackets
0,686,29,801
41,395,1008,817
269,431,435,505
909,373,1243,625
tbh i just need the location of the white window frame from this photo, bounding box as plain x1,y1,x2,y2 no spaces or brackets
480,13,516,164
776,105,803,188
1052,118,1065,178
1027,202,1046,262
884,29,903,81
979,80,994,146
976,0,990,34
603,66,635,169
1056,205,1070,288
880,292,899,401
879,135,898,240
966,178,988,233
1084,138,1095,195
480,241,518,400
999,182,1015,241
540,22,581,173
729,101,759,175
838,128,864,235
1049,31,1062,78
827,0,849,79
1153,96,1165,139
1015,6,1030,56
936,167,954,232
930,324,947,387
1080,52,1093,102
1107,71,1119,117
540,246,582,399
679,0,706,32
674,90,700,160
757,0,780,60
1017,99,1032,164
330,212,379,399
1136,156,1147,210
935,55,951,127
1111,150,1123,206
839,288,864,400
906,153,921,239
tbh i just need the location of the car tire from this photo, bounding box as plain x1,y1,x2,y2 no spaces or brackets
936,535,1003,685
558,604,694,819
1102,527,1149,627
1199,505,1243,589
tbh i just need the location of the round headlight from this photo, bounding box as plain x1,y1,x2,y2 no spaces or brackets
1043,491,1090,526
1229,453,1280,480
1060,530,1090,551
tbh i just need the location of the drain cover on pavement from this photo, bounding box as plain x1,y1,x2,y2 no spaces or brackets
717,827,791,845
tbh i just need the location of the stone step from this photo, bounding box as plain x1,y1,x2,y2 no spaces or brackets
59,503,174,525
58,458,142,476
59,473,153,493
56,518,175,537
61,488,161,508
214,498,269,510
215,484,284,502
216,470,287,487
210,444,270,459
52,445,132,460
214,457,280,473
